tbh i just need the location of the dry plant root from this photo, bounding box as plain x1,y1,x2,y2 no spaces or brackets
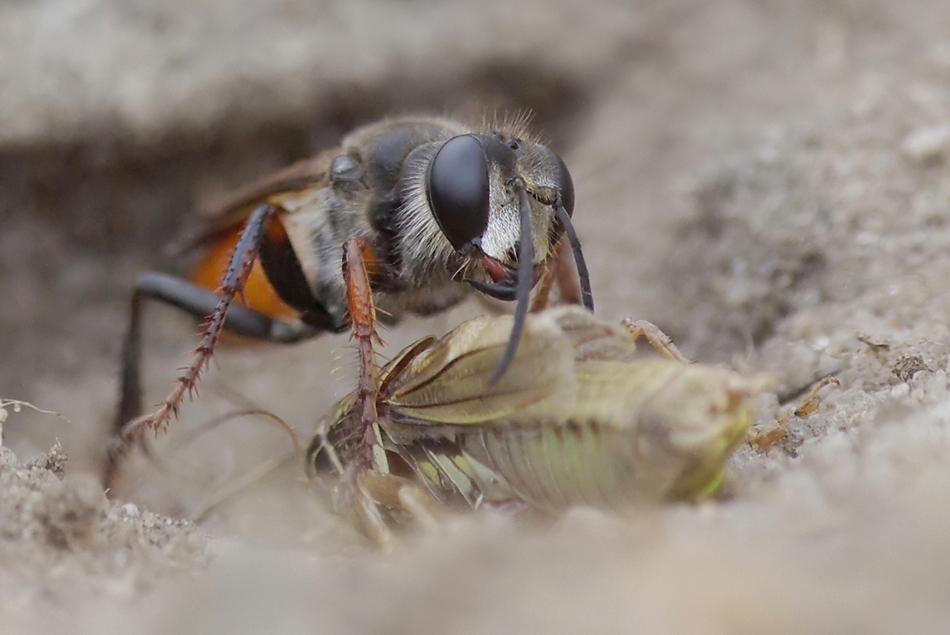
0,398,71,444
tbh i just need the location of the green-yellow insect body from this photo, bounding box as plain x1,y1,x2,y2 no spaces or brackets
307,306,767,537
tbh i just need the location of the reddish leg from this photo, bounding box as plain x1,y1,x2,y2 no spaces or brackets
531,236,592,312
530,238,585,312
551,237,585,307
528,244,559,313
341,237,389,474
748,376,840,450
337,238,397,545
326,239,451,545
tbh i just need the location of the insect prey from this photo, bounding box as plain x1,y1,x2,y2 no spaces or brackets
306,245,771,544
105,115,592,487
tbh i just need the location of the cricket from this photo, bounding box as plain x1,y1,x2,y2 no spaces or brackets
304,238,771,545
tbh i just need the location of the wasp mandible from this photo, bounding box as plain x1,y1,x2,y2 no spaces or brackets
106,115,592,485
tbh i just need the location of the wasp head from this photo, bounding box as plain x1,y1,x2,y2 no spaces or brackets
424,130,576,301
397,120,592,383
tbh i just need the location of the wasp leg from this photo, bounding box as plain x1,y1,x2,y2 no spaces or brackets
551,236,586,307
106,271,317,485
340,237,445,546
106,204,336,488
140,272,318,340
620,318,692,363
353,477,396,550
341,237,385,460
477,238,576,315
529,249,558,313
341,237,449,545
340,470,444,549
340,235,389,491
529,236,590,313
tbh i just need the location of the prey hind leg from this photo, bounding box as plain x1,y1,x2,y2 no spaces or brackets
620,318,692,363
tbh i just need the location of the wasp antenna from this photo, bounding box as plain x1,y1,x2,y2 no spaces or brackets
556,205,594,312
489,187,534,385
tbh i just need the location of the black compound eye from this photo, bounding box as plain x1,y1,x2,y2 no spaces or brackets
426,134,490,254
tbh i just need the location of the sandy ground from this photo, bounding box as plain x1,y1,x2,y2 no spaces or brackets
3,0,950,632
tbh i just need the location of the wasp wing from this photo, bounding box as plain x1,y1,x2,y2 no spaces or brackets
171,149,337,254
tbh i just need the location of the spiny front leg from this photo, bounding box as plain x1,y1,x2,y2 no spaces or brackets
337,237,416,548
341,237,389,476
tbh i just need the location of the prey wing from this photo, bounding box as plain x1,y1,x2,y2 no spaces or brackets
383,312,577,426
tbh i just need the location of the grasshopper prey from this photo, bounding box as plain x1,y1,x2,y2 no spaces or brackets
306,238,770,545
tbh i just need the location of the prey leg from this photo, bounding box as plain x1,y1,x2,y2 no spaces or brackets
620,318,692,363
748,376,841,449
353,471,443,548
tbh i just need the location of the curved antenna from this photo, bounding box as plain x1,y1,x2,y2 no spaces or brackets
556,205,594,312
489,186,534,385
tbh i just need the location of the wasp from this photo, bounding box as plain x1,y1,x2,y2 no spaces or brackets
105,115,593,486
306,239,769,546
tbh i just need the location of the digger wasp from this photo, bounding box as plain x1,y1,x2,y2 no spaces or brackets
105,114,592,486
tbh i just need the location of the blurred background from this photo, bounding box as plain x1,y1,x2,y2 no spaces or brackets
4,1,950,632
